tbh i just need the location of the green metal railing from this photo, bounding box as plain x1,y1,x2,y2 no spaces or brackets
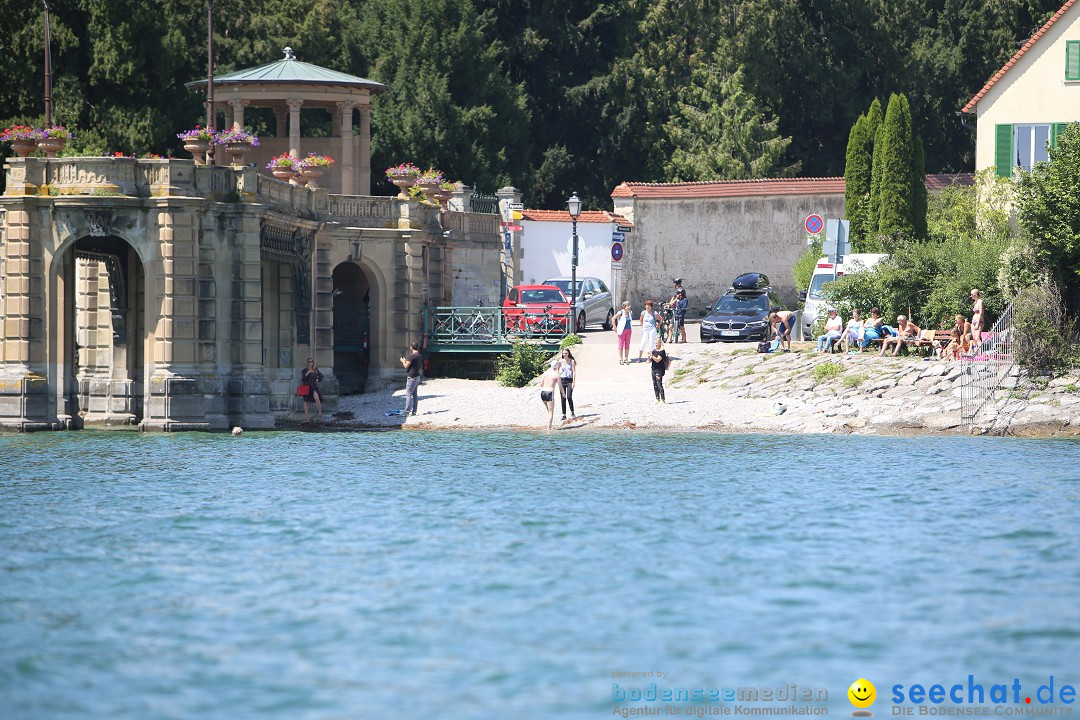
470,193,499,214
423,305,570,351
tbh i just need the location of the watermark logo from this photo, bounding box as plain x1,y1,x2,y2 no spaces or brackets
849,679,876,717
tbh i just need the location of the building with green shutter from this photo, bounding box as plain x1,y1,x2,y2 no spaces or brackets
961,0,1080,177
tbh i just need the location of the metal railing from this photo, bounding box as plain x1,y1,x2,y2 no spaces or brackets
423,305,570,347
470,192,499,214
960,303,1015,429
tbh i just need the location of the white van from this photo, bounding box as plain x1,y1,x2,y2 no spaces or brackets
800,253,887,340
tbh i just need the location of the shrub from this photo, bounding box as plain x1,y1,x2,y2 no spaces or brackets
842,373,868,388
813,362,843,384
792,238,823,294
1012,281,1076,377
560,334,582,349
495,341,550,387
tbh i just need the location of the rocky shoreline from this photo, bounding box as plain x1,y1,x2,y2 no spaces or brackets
326,333,1080,438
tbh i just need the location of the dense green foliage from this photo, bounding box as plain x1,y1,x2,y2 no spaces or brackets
825,172,1013,330
0,0,1065,206
793,238,824,293
844,115,873,248
1012,281,1075,377
1015,123,1080,306
495,341,550,387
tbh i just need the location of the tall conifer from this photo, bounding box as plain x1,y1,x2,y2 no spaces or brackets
876,93,914,237
844,114,873,250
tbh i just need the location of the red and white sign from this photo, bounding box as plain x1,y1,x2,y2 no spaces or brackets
805,214,824,235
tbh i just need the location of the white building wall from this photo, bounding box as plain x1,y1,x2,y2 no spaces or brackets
519,221,618,290
974,3,1080,171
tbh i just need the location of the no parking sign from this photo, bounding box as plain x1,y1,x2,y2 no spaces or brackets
805,214,824,235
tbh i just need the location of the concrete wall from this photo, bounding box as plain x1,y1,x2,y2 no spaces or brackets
613,193,845,312
519,221,617,291
973,3,1080,171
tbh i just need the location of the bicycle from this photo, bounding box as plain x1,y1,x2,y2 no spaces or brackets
461,300,494,341
529,304,567,338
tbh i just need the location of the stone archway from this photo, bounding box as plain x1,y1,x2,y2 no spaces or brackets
332,262,372,394
59,235,148,427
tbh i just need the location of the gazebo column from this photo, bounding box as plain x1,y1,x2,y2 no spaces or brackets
287,97,303,158
359,105,371,196
337,101,356,195
274,108,287,138
229,99,249,130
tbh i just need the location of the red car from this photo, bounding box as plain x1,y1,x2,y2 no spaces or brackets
502,284,571,334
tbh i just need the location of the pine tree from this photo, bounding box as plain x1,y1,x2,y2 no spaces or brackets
876,93,914,238
663,64,797,181
844,113,873,250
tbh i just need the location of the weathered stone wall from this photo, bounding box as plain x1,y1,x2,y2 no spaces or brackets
614,193,845,311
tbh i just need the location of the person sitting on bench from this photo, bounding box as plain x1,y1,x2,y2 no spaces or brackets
880,315,921,356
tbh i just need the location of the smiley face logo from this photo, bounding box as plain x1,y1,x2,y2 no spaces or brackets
848,678,876,714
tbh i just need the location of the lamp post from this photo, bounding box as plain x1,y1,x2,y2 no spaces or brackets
205,0,215,164
566,192,582,335
43,1,52,128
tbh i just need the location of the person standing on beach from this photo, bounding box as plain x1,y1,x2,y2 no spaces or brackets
558,348,577,421
539,360,562,431
769,309,797,352
399,342,422,416
970,289,984,348
649,338,669,403
614,301,633,365
637,300,659,362
300,357,324,420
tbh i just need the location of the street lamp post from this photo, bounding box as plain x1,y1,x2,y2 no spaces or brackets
206,0,215,164
567,192,582,335
43,1,52,128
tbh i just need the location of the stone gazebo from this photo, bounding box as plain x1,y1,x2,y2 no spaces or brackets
187,48,386,195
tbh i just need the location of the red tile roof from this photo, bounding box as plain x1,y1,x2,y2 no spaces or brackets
961,0,1077,113
610,177,847,199
608,174,973,200
520,209,633,226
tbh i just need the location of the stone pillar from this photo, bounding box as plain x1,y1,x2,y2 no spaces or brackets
0,203,53,430
228,99,249,130
287,97,303,158
226,210,273,429
358,105,372,195
144,207,210,431
311,229,339,414
337,101,356,195
449,182,472,213
403,232,425,346
274,107,287,138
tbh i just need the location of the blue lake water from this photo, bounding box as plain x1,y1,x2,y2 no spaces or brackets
1,430,1079,720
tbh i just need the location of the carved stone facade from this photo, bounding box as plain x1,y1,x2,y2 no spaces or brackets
0,157,502,432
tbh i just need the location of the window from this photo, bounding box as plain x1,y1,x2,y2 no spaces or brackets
1013,124,1051,171
1067,40,1080,82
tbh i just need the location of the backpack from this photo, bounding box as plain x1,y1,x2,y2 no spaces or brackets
677,295,688,311
757,340,770,353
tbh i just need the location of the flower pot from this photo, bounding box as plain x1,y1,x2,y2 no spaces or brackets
183,140,211,164
10,139,37,158
225,141,252,165
416,179,440,205
388,173,416,199
271,169,295,181
434,189,453,210
38,137,66,158
300,167,324,189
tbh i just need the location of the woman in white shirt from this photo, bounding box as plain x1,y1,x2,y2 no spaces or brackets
816,308,845,353
637,300,659,362
841,308,863,353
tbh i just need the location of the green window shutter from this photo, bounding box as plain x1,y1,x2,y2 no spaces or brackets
994,124,1013,177
1067,41,1080,81
1051,123,1068,150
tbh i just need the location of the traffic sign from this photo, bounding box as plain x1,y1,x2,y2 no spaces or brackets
611,241,624,262
508,202,524,210
611,231,626,242
617,225,633,233
506,224,523,232
611,261,623,270
805,214,824,235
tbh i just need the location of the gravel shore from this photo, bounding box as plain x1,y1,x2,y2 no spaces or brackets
328,329,1080,437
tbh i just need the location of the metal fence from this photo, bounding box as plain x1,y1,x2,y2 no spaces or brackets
423,305,570,348
960,303,1015,430
470,192,499,214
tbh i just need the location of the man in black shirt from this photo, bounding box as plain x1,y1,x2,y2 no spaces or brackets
399,342,423,416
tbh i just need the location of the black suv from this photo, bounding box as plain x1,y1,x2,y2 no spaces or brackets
700,273,786,343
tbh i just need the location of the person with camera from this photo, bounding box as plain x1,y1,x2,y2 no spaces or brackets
399,342,423,416
668,278,688,343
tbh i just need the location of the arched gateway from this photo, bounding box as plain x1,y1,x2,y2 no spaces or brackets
0,157,503,431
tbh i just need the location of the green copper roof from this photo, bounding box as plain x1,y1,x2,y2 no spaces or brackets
187,48,386,92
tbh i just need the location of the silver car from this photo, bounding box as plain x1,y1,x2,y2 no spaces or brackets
542,276,615,331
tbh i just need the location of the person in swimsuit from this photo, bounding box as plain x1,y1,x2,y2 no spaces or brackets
769,310,797,352
970,289,984,349
539,360,562,431
880,315,921,356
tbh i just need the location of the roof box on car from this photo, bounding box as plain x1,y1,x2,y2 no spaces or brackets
731,272,770,291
